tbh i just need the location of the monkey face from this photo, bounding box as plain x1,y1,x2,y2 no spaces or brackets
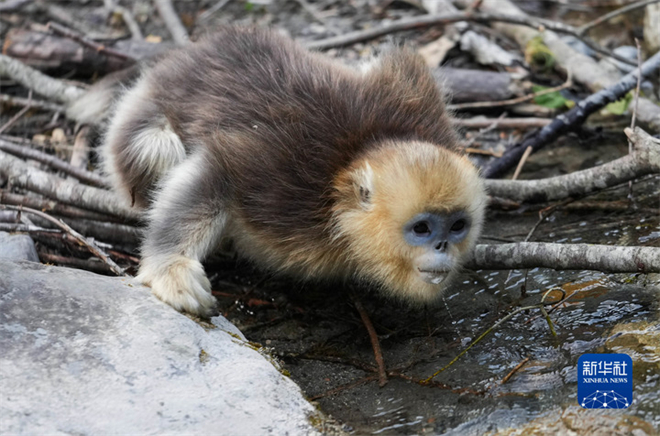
403,211,473,286
333,140,487,303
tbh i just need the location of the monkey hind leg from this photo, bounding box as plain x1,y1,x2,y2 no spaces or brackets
101,77,186,208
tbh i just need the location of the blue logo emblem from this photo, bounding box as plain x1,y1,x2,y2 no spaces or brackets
578,353,632,409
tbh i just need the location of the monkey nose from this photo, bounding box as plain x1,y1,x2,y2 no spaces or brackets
435,241,447,251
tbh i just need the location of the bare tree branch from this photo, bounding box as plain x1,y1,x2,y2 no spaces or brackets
468,243,660,273
154,0,189,46
484,50,660,178
0,138,109,188
0,54,85,104
484,127,659,202
0,204,126,276
0,150,140,220
306,12,636,66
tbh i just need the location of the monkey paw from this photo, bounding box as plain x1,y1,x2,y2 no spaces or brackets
137,255,218,318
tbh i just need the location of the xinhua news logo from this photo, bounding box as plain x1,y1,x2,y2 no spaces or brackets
578,353,633,409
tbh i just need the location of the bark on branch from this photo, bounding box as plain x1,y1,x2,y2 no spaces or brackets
468,242,660,273
0,53,84,104
0,150,140,220
484,127,660,203
484,50,660,178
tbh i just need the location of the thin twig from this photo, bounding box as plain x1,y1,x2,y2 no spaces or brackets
0,94,65,113
0,191,126,223
500,356,530,384
0,138,109,188
628,39,643,203
578,0,660,35
197,0,231,23
448,73,572,111
154,0,189,46
0,91,32,135
350,293,388,387
0,204,126,276
451,117,552,129
511,146,533,181
306,12,636,66
46,22,136,62
104,0,144,40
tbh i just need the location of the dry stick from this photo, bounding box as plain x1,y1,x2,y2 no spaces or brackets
306,12,636,66
452,117,552,129
578,0,660,35
0,0,32,11
0,138,109,188
500,356,531,384
154,0,189,46
0,93,32,135
484,50,660,178
486,127,659,203
197,0,231,23
0,150,139,220
0,54,85,104
350,293,388,387
467,242,660,273
0,191,125,223
104,0,144,40
0,94,65,113
448,74,572,111
628,39,643,203
46,22,137,63
511,146,533,181
0,223,60,233
0,204,126,275
39,252,116,275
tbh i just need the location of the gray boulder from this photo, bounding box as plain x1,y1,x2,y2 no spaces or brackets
0,260,318,435
0,232,39,262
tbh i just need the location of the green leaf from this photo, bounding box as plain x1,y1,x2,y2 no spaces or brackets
604,91,633,115
532,85,573,109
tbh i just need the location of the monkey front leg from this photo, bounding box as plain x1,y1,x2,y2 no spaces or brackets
137,153,227,317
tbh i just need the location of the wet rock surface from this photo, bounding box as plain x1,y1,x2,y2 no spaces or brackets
0,260,319,435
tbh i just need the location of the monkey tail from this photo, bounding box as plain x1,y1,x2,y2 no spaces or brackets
66,65,143,125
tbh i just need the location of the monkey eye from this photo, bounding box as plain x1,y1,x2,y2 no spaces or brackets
412,221,432,236
450,219,466,233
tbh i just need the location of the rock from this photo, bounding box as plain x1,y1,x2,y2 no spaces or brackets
0,231,39,262
0,260,319,435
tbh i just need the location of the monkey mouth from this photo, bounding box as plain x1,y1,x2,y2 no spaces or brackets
418,269,448,285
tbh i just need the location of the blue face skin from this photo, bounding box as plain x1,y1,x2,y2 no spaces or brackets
403,211,471,278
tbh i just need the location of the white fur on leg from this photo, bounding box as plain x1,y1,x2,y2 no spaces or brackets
137,254,217,317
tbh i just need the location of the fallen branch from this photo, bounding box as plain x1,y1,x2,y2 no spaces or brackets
0,53,85,104
0,93,65,113
46,22,137,62
0,204,126,276
39,252,116,275
0,191,126,223
578,0,660,35
0,150,140,220
305,12,636,65
451,117,551,129
484,50,660,178
467,242,660,273
0,137,109,188
154,0,189,46
485,127,659,202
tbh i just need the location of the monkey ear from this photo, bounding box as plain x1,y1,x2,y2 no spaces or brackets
352,162,375,210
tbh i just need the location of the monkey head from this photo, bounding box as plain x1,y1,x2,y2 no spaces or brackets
332,140,487,303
